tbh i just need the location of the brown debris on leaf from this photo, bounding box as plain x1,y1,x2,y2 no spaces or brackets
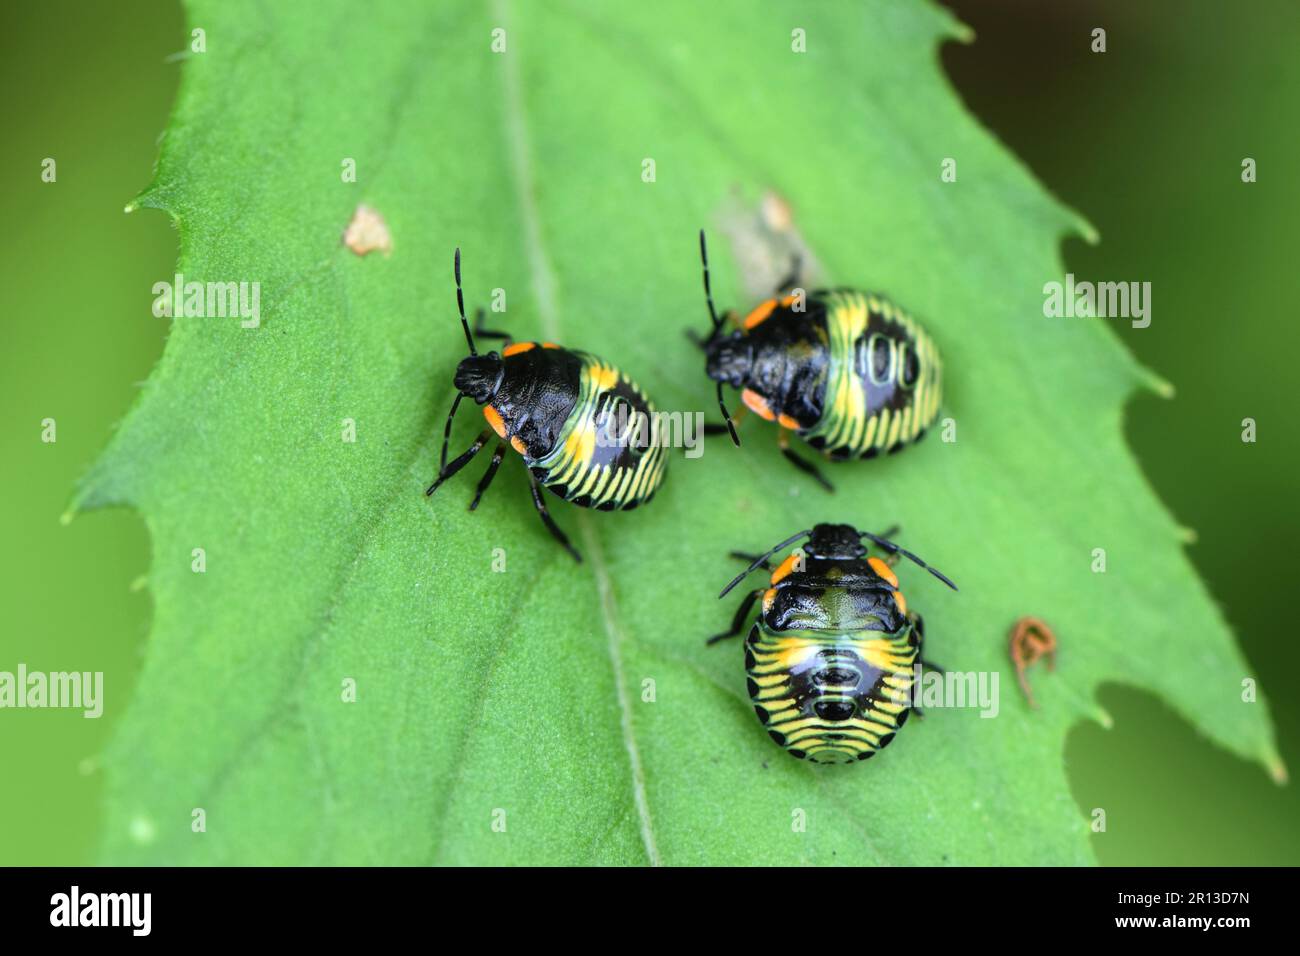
1009,616,1058,709
716,188,817,300
343,203,392,257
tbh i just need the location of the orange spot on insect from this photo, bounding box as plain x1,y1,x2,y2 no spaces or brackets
510,436,528,455
483,405,507,438
503,342,535,357
893,590,908,616
770,552,800,585
541,342,561,349
868,557,898,588
762,588,777,613
742,298,778,330
777,413,801,430
741,388,775,421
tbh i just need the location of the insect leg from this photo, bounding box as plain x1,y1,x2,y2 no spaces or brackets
911,613,945,674
426,428,493,496
706,588,762,645
777,429,834,492
438,393,465,472
472,306,511,344
526,467,582,563
469,442,507,511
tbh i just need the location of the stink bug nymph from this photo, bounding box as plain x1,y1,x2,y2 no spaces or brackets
426,250,668,562
695,231,944,491
709,522,957,764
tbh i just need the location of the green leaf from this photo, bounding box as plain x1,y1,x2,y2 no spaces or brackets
80,0,1280,865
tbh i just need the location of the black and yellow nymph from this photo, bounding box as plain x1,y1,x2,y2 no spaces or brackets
695,231,943,491
426,250,667,562
709,522,957,764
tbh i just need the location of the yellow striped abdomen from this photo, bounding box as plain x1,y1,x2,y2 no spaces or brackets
803,291,942,460
531,353,667,511
745,621,918,764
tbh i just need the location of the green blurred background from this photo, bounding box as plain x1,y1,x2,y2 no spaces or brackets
1,0,1295,865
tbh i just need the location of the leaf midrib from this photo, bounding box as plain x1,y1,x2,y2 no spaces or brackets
495,0,660,865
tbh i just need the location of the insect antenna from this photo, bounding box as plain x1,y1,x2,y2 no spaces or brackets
699,229,722,332
454,247,477,356
699,229,741,446
434,247,477,477
860,531,958,591
719,528,811,599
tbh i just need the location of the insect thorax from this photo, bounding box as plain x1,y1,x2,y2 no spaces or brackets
765,564,909,634
494,346,583,458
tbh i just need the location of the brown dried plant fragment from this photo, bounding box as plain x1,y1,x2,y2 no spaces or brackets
1009,616,1057,709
